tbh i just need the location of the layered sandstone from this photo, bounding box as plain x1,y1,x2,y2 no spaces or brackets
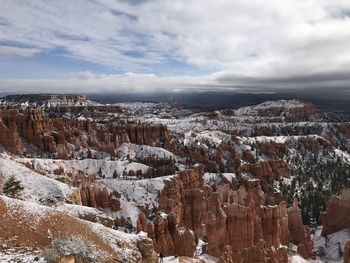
0,107,170,158
344,241,350,263
139,212,197,257
321,189,350,236
288,200,316,259
229,240,288,263
0,112,24,154
80,183,121,211
241,160,291,179
146,169,312,260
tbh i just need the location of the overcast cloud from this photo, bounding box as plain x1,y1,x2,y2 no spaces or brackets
1,0,350,93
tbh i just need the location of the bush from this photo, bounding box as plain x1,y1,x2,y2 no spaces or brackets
43,236,108,262
3,175,24,199
42,248,60,263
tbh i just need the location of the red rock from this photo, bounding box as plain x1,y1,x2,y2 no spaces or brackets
218,245,234,263
344,241,350,263
241,160,291,179
288,200,315,259
232,240,288,263
321,189,350,236
80,183,120,211
0,112,24,155
0,106,171,158
154,169,300,260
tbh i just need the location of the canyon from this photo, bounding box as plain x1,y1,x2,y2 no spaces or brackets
0,94,349,262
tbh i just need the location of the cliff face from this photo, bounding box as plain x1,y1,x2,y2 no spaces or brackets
219,240,288,263
288,200,316,259
321,189,350,236
240,160,291,179
0,110,24,154
18,109,56,153
0,107,170,158
0,109,56,155
140,169,314,260
344,241,350,263
80,183,121,212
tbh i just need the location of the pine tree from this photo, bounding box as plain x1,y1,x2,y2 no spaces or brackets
3,175,24,199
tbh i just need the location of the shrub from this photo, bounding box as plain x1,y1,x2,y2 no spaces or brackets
3,175,24,199
43,236,108,262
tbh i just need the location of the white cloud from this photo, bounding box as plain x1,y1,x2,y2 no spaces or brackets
1,0,350,89
0,45,39,57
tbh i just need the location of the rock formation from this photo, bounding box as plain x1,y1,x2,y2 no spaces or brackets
141,212,197,257
80,183,121,211
241,160,291,179
234,240,288,263
0,111,24,154
143,169,313,260
344,241,350,263
0,107,170,158
288,199,316,259
321,188,350,236
137,237,159,263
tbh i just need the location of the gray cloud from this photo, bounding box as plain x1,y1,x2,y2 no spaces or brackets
0,45,40,57
1,0,350,92
1,70,350,95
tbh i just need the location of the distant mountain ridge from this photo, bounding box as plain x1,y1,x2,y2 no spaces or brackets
0,94,98,108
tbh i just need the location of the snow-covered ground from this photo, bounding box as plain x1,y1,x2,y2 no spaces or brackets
24,158,150,178
103,176,170,208
240,134,323,145
163,255,218,263
116,143,176,160
313,226,350,263
0,156,77,204
0,250,46,263
0,195,153,262
184,130,231,147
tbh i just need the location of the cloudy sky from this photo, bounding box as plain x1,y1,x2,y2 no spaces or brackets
1,0,350,94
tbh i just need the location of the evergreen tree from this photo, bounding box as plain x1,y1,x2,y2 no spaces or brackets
3,175,24,199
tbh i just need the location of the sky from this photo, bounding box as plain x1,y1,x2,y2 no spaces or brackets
1,0,350,94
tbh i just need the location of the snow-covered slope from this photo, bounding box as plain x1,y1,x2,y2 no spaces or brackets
0,155,77,204
313,227,350,262
116,143,176,160
25,158,150,178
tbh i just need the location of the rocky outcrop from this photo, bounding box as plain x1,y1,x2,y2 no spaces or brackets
344,241,350,263
137,237,159,263
0,108,56,155
143,212,196,257
218,245,234,263
218,240,288,263
17,109,56,153
0,112,24,154
241,160,291,179
126,125,170,146
254,101,316,122
80,183,120,211
321,189,350,236
148,169,308,260
235,240,288,263
0,107,170,158
288,200,316,259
